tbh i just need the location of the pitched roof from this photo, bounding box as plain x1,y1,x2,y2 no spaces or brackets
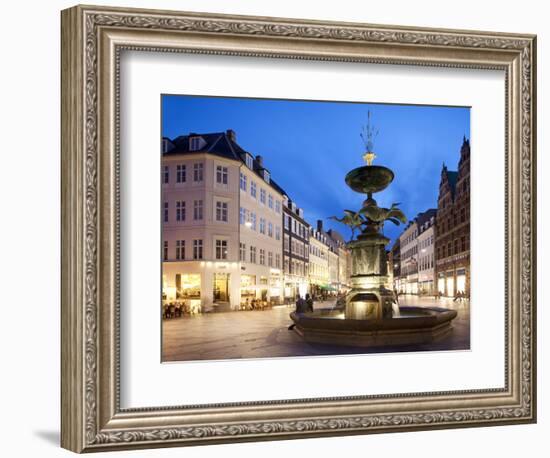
415,208,437,231
163,131,287,196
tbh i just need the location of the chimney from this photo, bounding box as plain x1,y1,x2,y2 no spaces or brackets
317,219,323,232
255,155,263,167
226,129,236,142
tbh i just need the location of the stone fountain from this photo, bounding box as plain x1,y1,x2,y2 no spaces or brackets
290,114,457,347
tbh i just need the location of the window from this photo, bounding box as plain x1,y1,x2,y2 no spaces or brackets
193,163,203,182
245,154,253,169
239,172,247,191
275,200,281,214
239,207,246,225
193,239,203,259
250,246,257,263
163,165,169,184
461,236,466,252
215,239,228,260
284,214,290,230
461,207,466,223
176,164,186,183
163,202,169,223
268,222,273,237
455,239,460,255
259,217,266,234
268,194,274,209
250,212,256,230
275,226,281,241
275,253,281,269
284,234,290,252
216,201,228,222
162,139,171,154
260,188,266,204
193,200,203,220
239,242,246,261
259,249,265,265
176,201,185,221
163,241,168,261
284,258,290,273
216,166,228,185
189,137,201,151
263,170,270,183
268,251,273,267
176,240,185,260
250,181,257,198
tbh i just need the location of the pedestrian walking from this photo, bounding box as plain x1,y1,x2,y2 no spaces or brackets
305,293,314,312
393,288,399,305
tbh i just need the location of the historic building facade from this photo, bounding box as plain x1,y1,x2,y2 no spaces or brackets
308,225,330,297
389,238,401,293
282,197,310,301
327,228,351,293
434,137,471,297
397,209,437,294
417,212,436,295
161,130,284,311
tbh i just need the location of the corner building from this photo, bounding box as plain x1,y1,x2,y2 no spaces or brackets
161,130,284,311
434,137,471,297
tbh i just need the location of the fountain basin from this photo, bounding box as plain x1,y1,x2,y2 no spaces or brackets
289,306,457,347
345,165,395,194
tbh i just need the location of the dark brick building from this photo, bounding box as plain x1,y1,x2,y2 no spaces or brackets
434,137,471,297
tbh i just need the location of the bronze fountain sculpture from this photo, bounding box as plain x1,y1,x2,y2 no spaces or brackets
289,113,458,347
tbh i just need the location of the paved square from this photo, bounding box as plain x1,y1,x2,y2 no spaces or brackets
162,296,470,362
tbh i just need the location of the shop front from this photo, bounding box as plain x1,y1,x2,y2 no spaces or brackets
445,271,455,297
456,268,467,295
240,274,256,307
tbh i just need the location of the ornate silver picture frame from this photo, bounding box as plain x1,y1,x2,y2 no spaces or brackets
61,4,536,453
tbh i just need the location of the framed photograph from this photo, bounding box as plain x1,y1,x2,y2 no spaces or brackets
61,4,537,453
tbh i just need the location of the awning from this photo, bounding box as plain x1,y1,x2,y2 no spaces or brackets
320,285,338,291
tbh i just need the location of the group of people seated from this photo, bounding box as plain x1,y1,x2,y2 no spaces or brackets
240,298,272,311
452,290,469,302
163,301,201,318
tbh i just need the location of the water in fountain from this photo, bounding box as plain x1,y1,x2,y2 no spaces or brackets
392,302,401,317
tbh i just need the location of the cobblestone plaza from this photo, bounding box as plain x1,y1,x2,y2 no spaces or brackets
162,296,470,362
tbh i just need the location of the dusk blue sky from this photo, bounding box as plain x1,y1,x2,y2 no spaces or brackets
162,95,470,244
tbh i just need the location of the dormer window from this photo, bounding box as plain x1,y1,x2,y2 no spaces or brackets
189,136,204,151
263,170,270,184
162,138,174,154
245,154,253,169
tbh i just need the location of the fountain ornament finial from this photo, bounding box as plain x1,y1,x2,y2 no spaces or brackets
360,110,379,166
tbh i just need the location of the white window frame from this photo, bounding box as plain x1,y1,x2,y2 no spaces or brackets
193,163,204,182
240,172,247,191
193,200,203,220
215,239,229,260
193,239,203,260
176,164,186,183
176,240,185,260
215,201,228,222
176,200,185,222
216,165,228,185
250,181,257,198
245,154,253,169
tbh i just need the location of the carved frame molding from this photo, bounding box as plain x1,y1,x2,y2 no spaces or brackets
61,5,536,453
